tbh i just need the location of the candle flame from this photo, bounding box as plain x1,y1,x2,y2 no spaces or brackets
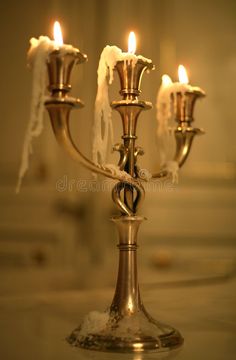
53,21,63,46
178,65,189,84
128,31,136,54
162,74,173,87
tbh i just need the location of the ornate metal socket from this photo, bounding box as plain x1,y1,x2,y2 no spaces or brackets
174,88,205,125
47,49,87,95
116,59,154,100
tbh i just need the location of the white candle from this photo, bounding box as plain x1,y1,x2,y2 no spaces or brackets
156,74,174,167
156,65,204,140
92,32,152,166
16,22,78,193
156,65,204,182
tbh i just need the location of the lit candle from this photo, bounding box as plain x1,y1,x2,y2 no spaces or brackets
93,32,153,166
169,65,204,94
16,22,80,193
156,74,174,166
157,66,189,125
174,65,205,122
53,21,63,46
128,31,136,54
178,64,188,84
156,65,205,180
157,65,205,132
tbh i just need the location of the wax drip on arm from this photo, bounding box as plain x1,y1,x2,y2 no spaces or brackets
16,36,53,193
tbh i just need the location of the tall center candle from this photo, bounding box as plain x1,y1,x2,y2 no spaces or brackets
93,32,153,166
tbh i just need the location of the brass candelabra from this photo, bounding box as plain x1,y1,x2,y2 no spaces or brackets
45,47,205,353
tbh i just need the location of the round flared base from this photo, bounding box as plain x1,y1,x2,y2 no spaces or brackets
67,311,184,353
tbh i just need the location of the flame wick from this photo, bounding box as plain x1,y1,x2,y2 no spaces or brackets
53,21,63,46
178,64,189,84
162,74,173,87
128,31,136,54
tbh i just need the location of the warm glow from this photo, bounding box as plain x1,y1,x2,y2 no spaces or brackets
178,65,189,84
53,21,63,46
162,74,173,87
133,343,143,350
128,31,136,54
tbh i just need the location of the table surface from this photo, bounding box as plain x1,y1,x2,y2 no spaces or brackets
0,272,236,360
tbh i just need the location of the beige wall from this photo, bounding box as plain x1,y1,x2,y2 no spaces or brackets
0,0,236,292
1,0,236,176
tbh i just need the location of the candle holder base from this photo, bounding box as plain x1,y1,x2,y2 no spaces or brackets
67,215,183,354
67,309,183,353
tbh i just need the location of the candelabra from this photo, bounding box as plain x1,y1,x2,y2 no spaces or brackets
45,47,205,353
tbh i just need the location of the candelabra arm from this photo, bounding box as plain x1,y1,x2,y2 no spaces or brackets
152,126,204,179
113,143,129,170
45,98,144,215
151,88,206,180
151,126,204,180
173,127,204,167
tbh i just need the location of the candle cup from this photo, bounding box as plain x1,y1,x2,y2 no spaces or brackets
116,59,154,100
172,88,206,167
174,88,205,126
47,49,87,96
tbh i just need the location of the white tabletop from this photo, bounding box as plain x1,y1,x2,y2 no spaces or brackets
0,274,235,360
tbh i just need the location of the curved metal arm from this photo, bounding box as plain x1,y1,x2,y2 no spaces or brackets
174,127,204,166
45,98,144,215
151,126,204,180
152,89,205,181
113,143,129,170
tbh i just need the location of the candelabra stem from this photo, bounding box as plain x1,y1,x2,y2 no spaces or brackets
124,137,136,212
110,216,143,316
111,101,150,214
68,215,183,352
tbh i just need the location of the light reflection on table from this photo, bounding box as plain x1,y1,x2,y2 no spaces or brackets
0,276,235,360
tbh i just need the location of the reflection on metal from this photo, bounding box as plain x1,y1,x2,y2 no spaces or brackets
153,88,205,178
44,49,205,353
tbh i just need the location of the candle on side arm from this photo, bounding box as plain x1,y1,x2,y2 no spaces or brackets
156,74,173,167
156,65,205,182
156,65,191,181
16,22,77,193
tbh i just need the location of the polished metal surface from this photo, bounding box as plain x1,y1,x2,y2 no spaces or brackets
174,89,205,123
110,216,144,316
116,59,154,100
68,216,183,352
47,49,87,94
152,88,205,179
1,274,236,360
153,89,205,178
44,48,204,352
173,89,205,167
111,59,153,213
45,51,144,216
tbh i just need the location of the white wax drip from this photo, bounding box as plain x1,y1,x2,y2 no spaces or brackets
163,160,179,184
16,36,79,193
77,311,110,339
105,164,131,180
16,36,53,193
156,82,173,167
93,46,120,166
156,78,198,183
92,45,151,166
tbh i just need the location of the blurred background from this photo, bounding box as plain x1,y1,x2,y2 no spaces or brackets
1,1,236,359
0,0,236,295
